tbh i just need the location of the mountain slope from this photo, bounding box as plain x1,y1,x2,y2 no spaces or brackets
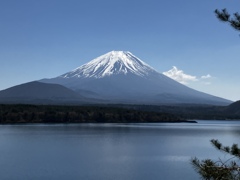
0,81,87,104
226,100,240,115
41,51,231,105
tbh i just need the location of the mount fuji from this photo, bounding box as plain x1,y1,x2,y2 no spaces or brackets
40,51,231,105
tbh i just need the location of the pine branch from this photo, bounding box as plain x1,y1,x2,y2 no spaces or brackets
191,140,240,180
211,139,240,158
215,9,240,31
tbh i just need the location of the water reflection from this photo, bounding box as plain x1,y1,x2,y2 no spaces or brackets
0,121,239,180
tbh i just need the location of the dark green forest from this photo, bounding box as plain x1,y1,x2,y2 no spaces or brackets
108,103,240,120
0,102,239,124
0,104,188,124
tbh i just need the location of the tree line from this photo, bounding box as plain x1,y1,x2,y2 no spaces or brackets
0,104,186,124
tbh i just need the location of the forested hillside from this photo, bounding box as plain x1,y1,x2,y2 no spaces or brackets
0,104,187,124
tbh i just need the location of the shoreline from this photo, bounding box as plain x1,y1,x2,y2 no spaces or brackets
0,120,197,125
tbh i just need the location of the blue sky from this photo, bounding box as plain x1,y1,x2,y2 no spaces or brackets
0,0,239,101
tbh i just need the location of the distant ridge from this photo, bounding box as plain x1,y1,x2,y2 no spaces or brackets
0,81,88,104
226,100,240,115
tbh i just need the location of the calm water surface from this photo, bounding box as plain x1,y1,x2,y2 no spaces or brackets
0,120,240,180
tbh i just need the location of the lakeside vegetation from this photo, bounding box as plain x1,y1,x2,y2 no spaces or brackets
0,104,188,124
107,102,240,120
0,101,239,124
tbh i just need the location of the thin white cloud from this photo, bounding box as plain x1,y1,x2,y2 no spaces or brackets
163,66,213,85
201,74,212,79
163,66,197,85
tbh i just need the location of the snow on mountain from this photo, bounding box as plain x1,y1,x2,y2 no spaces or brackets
40,51,232,105
60,51,157,79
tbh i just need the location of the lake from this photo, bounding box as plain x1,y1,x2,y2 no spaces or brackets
0,120,239,180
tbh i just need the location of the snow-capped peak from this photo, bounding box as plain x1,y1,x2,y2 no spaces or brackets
60,51,158,79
